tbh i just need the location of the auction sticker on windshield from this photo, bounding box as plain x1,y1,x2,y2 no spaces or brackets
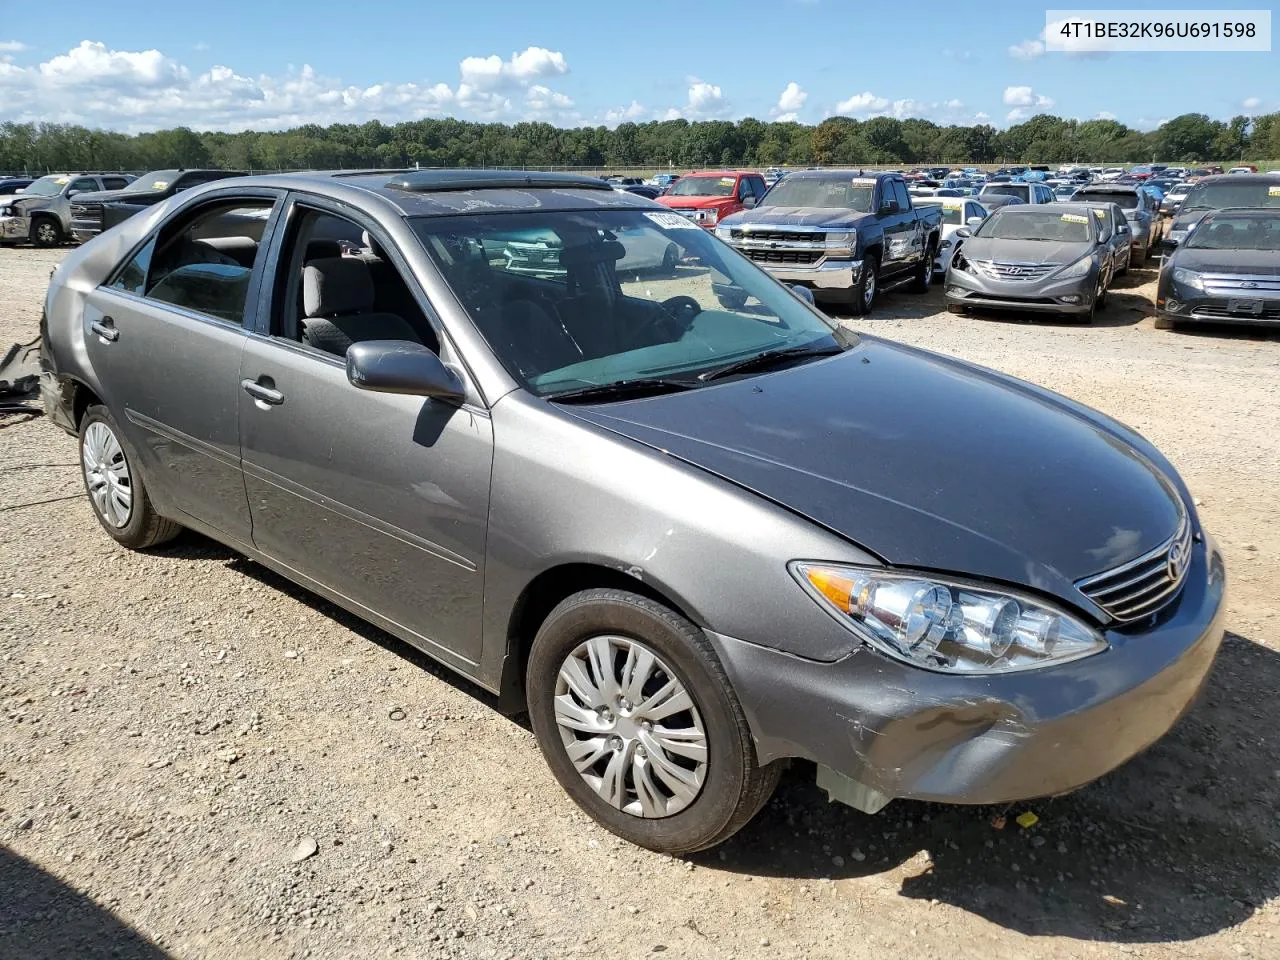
1092,208,1107,218
1061,213,1089,223
851,178,877,185
153,181,168,190
645,212,699,230
1270,186,1280,196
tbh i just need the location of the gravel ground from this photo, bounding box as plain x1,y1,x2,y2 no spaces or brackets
2,244,1278,960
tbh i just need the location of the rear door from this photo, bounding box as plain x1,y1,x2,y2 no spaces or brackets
80,188,284,548
237,195,493,669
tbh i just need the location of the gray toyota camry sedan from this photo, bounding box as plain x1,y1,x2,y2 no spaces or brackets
41,170,1226,853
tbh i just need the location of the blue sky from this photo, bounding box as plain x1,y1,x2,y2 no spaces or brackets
0,0,1275,132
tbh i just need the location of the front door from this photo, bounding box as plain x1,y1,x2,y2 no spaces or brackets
237,198,493,668
80,191,283,547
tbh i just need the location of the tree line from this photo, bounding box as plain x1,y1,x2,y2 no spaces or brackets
2,111,1277,175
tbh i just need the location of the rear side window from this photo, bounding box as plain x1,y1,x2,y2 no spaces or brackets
109,200,275,325
70,178,98,194
102,177,131,190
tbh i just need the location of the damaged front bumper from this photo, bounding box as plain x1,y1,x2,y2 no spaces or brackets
0,215,31,242
708,537,1226,811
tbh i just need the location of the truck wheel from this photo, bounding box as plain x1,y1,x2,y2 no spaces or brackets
526,588,782,854
849,253,879,316
31,217,62,248
909,242,937,293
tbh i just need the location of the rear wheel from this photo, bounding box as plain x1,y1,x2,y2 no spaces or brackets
848,253,879,316
79,405,181,549
1131,244,1146,268
909,241,937,293
527,588,781,853
31,217,62,248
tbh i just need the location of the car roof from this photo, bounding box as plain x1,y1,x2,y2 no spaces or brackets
1076,183,1139,193
223,168,663,218
1202,206,1280,218
1190,173,1280,185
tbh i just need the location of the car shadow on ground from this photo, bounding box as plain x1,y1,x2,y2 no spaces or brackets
697,630,1279,944
0,846,171,959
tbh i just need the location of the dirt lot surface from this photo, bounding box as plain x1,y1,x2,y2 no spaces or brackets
2,244,1278,960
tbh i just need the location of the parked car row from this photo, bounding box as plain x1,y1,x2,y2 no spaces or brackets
39,167,1229,855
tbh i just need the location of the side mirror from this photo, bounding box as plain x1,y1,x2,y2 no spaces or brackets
741,195,757,209
789,284,815,305
954,227,972,239
346,340,465,402
966,216,984,227
879,201,898,215
66,189,82,198
1117,223,1130,235
1097,230,1108,244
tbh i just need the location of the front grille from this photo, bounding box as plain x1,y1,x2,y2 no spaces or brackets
1191,302,1280,322
1200,274,1280,296
745,248,822,265
970,260,1059,282
732,229,826,243
70,202,104,234
1077,516,1193,621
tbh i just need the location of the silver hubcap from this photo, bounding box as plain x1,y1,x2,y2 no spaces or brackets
37,223,56,243
863,268,876,306
554,635,707,819
82,421,133,527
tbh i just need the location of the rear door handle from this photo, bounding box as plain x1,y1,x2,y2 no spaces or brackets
241,379,284,405
90,317,119,342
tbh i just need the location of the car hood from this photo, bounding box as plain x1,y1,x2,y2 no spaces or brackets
564,339,1184,608
657,195,736,210
726,206,872,229
1,195,51,213
1172,247,1280,275
955,237,1093,265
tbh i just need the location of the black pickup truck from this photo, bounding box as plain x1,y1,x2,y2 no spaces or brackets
70,169,245,243
715,170,944,314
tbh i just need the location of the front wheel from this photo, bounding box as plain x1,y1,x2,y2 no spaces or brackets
527,589,781,853
31,217,62,248
848,253,879,316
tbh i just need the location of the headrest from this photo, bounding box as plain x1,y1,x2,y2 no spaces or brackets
304,239,343,261
559,240,625,268
303,257,374,317
361,229,385,259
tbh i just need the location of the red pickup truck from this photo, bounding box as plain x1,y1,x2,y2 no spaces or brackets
655,170,768,228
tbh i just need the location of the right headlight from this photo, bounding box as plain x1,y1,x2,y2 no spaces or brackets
792,562,1107,674
1056,254,1095,280
1172,267,1204,291
1167,228,1188,244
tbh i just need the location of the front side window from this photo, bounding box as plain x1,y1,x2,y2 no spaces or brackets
892,181,911,209
414,209,854,396
110,200,275,324
70,178,99,194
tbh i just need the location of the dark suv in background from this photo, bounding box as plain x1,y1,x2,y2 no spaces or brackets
70,169,246,242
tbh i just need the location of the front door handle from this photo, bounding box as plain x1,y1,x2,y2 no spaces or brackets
241,379,284,405
89,317,119,342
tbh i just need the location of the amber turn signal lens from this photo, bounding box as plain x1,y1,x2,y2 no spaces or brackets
804,567,855,613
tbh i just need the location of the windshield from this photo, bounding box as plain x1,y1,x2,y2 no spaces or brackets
977,208,1093,242
762,176,875,211
667,176,735,198
916,201,963,225
22,176,71,197
127,170,182,192
413,209,853,397
1182,181,1280,211
981,184,1028,199
1186,214,1280,250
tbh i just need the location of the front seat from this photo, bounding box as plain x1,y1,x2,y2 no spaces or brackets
300,257,420,356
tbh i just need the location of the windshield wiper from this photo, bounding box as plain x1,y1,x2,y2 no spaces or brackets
546,377,698,404
696,342,846,382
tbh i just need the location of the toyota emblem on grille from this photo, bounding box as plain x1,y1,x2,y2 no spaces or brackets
1166,540,1187,582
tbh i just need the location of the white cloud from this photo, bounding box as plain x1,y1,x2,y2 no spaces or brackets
1242,96,1262,111
0,41,25,53
459,46,567,90
777,81,807,113
1008,38,1045,60
974,112,991,123
1003,85,1053,111
663,78,730,120
0,39,578,130
1095,110,1117,121
836,91,889,114
603,100,646,125
194,41,210,52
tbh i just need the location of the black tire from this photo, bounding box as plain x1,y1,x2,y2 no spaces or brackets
848,252,879,316
526,588,781,854
908,242,937,293
1131,245,1146,268
30,216,62,248
79,405,182,549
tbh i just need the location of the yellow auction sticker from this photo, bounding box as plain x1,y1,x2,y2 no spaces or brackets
55,176,70,184
1092,208,1106,218
1060,213,1088,224
1269,185,1280,197
153,181,169,190
719,177,735,186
